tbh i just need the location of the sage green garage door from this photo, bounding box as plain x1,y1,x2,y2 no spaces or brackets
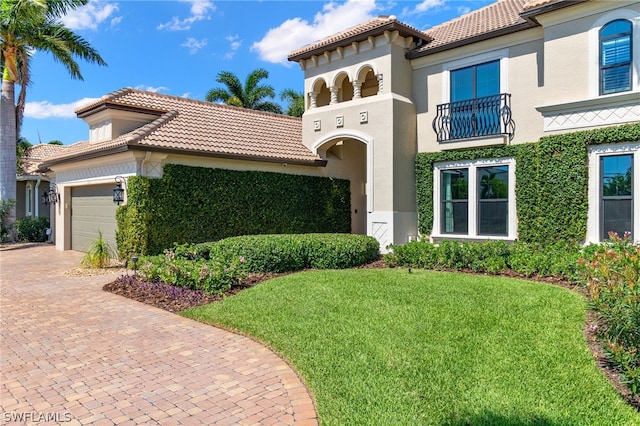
71,185,117,252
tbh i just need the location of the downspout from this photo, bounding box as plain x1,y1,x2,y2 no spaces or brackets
34,175,41,217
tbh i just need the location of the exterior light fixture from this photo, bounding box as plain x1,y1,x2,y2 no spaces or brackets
41,184,60,206
113,176,127,205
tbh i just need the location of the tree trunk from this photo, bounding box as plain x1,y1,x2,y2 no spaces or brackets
1,78,17,240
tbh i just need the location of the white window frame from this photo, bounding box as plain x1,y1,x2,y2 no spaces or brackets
588,9,640,98
433,157,517,240
587,142,640,244
26,183,33,217
441,49,509,104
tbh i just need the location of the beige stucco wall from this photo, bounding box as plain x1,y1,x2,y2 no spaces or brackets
412,28,546,154
298,30,434,247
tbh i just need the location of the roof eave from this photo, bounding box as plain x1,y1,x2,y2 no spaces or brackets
288,22,431,62
127,143,328,167
38,142,327,171
76,102,166,118
37,144,131,171
520,0,588,24
406,21,534,59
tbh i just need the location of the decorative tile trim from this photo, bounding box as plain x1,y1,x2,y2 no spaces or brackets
540,98,640,132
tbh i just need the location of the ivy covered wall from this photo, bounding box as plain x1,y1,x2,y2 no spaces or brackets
116,164,351,258
416,123,640,245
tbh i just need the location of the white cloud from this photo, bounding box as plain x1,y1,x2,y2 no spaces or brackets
158,0,215,31
187,0,215,16
134,85,169,93
61,1,120,31
402,0,446,15
25,97,101,119
182,37,208,54
457,6,471,15
224,34,242,59
251,0,378,66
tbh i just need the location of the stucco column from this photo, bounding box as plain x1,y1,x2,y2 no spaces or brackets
377,74,384,95
353,82,362,99
308,92,317,109
330,86,339,105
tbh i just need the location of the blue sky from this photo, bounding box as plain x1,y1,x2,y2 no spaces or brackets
22,0,494,145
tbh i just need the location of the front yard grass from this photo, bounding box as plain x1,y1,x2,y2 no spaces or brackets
182,269,640,425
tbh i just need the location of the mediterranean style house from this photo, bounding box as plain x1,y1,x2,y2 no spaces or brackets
288,0,639,247
35,0,639,252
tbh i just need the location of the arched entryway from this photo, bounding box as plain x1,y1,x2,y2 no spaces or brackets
312,131,372,236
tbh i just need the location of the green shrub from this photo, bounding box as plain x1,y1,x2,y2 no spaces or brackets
211,233,380,273
577,232,640,396
81,231,115,268
14,216,49,242
139,251,246,294
385,240,582,279
0,199,15,242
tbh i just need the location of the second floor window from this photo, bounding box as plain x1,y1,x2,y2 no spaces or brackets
448,60,502,139
600,19,632,95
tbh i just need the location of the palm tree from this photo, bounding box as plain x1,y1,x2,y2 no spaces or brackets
280,89,304,117
205,68,282,114
1,0,106,235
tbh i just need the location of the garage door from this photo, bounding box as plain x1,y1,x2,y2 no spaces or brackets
71,185,118,253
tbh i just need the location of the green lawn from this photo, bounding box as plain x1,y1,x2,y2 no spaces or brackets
183,269,640,425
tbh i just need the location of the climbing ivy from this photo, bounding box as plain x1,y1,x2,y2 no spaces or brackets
416,122,640,245
116,164,351,259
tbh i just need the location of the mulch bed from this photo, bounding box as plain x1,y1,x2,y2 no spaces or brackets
103,261,639,412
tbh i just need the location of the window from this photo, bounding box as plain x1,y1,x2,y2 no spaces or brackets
450,60,500,102
26,184,33,216
600,19,632,95
447,60,504,140
600,154,633,239
436,159,515,239
441,169,468,234
477,165,509,236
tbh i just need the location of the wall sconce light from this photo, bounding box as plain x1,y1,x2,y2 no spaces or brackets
113,176,127,205
41,184,59,206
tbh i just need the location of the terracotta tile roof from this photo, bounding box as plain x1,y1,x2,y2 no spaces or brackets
408,0,532,57
522,0,568,11
288,15,431,62
20,144,68,174
42,88,323,167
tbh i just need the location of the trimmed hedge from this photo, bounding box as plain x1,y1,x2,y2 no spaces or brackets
117,164,351,259
385,240,583,280
416,122,640,245
176,233,381,273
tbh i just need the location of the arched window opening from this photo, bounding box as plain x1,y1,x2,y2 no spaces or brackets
361,68,379,98
336,73,354,102
600,19,632,95
315,80,331,107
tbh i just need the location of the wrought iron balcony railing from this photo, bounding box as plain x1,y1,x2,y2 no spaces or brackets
432,93,515,143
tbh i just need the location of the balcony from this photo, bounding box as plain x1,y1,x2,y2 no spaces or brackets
433,93,515,144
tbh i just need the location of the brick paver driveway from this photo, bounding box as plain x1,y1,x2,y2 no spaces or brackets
0,244,317,425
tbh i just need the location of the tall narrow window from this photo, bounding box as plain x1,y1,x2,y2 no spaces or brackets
600,19,632,95
477,165,509,236
441,168,468,234
449,60,501,139
26,185,33,217
601,154,633,239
